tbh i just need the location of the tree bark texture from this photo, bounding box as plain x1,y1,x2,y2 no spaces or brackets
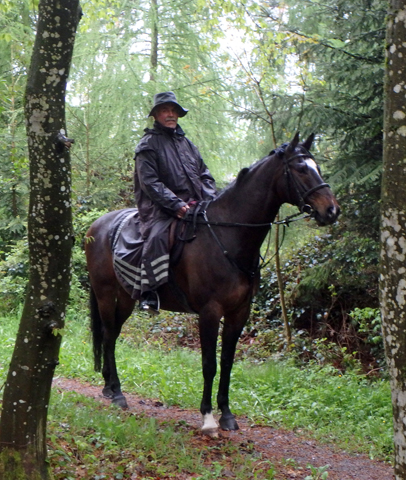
274,218,291,347
380,2,406,479
150,0,159,82
0,1,81,478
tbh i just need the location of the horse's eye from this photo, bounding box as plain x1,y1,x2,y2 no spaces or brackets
296,161,308,174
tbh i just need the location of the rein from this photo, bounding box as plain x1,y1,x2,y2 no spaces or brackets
184,207,311,229
181,208,310,279
181,147,329,278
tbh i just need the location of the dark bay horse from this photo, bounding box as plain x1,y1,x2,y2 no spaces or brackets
85,133,340,436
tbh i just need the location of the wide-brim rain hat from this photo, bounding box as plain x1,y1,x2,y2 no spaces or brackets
148,91,188,118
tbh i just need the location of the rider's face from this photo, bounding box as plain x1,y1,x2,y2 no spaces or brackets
154,104,179,129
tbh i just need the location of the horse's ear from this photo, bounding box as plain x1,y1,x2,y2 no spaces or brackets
302,133,315,151
286,132,300,155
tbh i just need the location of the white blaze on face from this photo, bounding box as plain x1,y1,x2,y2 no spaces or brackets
305,158,320,176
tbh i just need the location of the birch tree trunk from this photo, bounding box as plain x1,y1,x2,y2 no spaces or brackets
0,1,81,478
380,2,406,478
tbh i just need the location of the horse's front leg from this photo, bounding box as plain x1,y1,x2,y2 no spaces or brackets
198,308,221,436
217,306,250,431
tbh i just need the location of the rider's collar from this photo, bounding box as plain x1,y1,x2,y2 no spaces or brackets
153,121,184,136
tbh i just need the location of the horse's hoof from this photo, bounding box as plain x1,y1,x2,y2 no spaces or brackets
219,414,239,431
201,427,219,438
112,394,129,409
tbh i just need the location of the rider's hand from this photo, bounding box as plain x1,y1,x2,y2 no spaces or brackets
176,205,190,218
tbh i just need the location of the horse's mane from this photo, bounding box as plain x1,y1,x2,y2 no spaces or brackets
215,149,282,200
215,141,312,201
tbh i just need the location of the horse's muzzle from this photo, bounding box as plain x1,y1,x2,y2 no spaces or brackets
313,204,341,226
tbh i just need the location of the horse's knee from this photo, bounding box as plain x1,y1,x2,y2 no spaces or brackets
202,358,217,379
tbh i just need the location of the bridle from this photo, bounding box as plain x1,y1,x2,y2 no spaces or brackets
183,148,330,229
181,147,331,277
283,151,330,215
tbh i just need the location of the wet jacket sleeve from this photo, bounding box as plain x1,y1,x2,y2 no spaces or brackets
135,150,186,215
200,161,217,200
187,139,217,200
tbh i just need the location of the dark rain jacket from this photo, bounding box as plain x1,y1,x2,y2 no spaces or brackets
132,121,217,292
134,121,217,238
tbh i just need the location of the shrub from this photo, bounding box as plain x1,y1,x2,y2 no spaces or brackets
0,209,108,313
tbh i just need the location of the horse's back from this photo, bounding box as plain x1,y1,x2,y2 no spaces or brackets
86,208,135,238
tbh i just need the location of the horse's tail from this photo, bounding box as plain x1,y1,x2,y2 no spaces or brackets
89,286,103,372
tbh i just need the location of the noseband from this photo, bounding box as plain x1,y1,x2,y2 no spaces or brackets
283,152,330,214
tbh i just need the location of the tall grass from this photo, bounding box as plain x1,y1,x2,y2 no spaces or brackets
0,310,393,462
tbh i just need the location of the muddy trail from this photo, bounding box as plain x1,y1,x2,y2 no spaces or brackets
53,377,394,480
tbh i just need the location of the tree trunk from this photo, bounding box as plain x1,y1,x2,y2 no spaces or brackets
0,1,81,478
274,216,291,347
150,0,158,82
380,2,406,479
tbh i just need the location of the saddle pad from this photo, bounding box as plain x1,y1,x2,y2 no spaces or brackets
110,208,144,300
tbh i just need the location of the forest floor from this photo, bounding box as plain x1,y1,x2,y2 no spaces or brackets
53,377,394,480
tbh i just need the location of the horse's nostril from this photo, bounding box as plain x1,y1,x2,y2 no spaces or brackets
328,205,340,219
302,204,312,214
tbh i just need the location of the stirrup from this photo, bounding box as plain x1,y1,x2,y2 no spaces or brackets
140,291,160,315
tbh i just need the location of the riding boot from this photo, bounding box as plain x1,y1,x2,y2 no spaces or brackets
140,290,160,315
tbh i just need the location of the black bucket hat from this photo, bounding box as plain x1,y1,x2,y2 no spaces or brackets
148,91,188,118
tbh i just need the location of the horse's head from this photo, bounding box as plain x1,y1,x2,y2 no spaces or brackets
280,133,340,226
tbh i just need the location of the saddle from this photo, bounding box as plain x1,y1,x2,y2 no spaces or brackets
110,203,209,302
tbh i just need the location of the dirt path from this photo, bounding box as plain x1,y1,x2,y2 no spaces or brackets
53,377,394,480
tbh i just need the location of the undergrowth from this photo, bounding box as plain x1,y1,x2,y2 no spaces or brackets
47,392,276,480
0,309,393,466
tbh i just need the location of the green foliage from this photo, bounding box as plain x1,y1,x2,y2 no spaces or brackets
70,208,108,299
0,208,108,314
211,0,385,239
255,199,382,370
350,307,383,361
0,237,28,313
0,310,393,462
305,464,330,480
46,390,277,479
0,0,35,247
231,361,392,459
66,0,244,212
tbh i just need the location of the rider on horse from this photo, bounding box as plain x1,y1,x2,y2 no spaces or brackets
134,91,217,314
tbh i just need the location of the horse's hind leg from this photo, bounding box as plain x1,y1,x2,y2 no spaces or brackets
96,287,135,409
217,306,250,431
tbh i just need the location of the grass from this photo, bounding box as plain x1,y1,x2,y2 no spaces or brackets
47,391,276,479
0,307,394,478
231,361,392,459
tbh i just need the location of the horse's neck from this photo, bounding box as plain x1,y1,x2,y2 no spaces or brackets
214,157,282,226
209,159,283,260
